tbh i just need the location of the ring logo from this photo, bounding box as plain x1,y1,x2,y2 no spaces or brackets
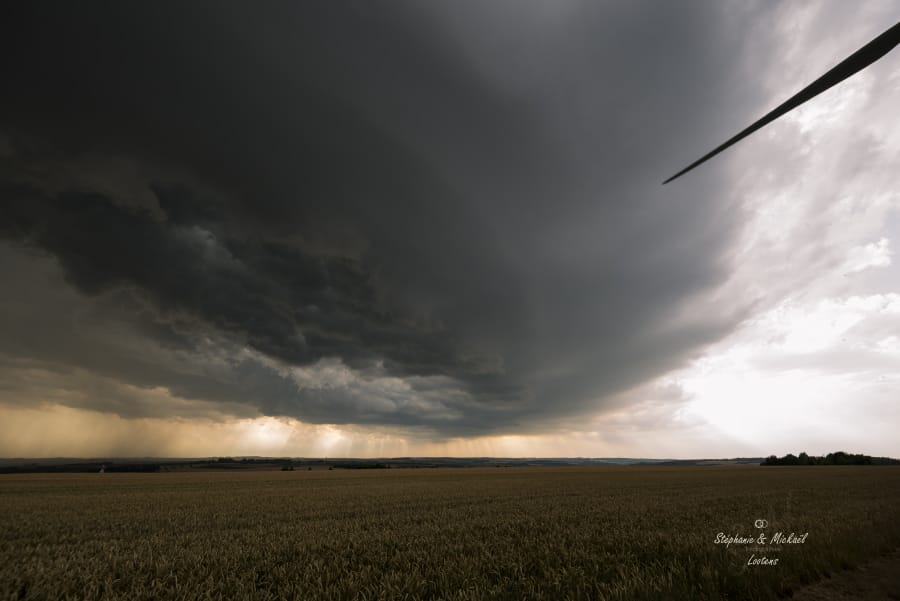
754,519,768,529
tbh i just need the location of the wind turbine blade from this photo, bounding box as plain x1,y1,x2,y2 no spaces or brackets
663,20,900,185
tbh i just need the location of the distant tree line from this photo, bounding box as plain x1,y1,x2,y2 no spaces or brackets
0,462,162,474
761,451,900,466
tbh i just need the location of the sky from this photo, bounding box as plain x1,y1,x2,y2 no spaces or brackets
1,1,898,459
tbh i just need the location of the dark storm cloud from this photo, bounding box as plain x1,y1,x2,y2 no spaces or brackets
0,2,778,434
0,183,480,378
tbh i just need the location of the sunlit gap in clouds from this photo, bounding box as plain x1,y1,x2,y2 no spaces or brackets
0,402,695,458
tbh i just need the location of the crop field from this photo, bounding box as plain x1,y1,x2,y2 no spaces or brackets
2,466,900,600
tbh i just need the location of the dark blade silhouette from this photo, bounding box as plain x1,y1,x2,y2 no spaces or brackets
664,20,900,184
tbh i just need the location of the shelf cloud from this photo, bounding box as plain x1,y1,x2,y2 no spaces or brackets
1,2,898,456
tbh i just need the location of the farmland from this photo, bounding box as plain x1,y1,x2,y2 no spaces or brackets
2,466,899,600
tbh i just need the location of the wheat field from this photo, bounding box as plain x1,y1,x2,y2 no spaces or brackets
2,466,900,600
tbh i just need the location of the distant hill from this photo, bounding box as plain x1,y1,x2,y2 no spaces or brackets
0,456,768,473
761,451,900,466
